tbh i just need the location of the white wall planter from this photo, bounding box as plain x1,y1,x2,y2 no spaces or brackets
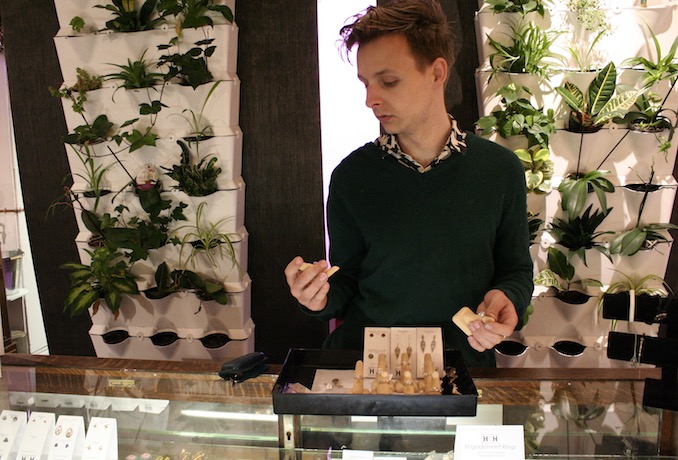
475,6,678,72
54,24,238,83
65,130,243,192
54,0,236,33
60,78,240,139
549,128,677,178
89,332,253,361
544,175,677,233
71,177,245,234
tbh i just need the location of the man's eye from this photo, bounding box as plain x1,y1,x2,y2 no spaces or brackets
383,80,398,87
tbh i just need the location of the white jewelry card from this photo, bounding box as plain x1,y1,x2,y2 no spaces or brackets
363,327,391,378
0,410,27,460
453,425,525,460
416,327,444,379
16,411,55,460
47,415,86,460
82,417,117,460
390,327,417,379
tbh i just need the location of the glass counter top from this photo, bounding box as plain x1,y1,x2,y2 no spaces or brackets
0,354,674,459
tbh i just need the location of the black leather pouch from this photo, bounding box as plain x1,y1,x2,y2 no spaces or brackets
219,352,268,383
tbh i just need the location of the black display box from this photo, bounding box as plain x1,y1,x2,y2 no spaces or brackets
272,348,478,416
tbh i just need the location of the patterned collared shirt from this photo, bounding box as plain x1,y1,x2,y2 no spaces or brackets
375,115,467,173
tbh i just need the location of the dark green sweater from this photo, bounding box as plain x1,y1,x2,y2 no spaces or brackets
308,133,533,367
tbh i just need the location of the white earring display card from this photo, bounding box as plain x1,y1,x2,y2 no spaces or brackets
48,415,86,460
82,417,117,460
0,410,27,460
16,411,55,460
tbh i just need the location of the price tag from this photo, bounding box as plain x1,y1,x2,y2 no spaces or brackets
454,425,524,460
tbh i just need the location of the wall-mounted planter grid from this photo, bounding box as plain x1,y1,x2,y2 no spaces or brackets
52,0,251,361
475,2,678,366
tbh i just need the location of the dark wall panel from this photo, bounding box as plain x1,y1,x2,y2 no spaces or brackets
0,0,95,355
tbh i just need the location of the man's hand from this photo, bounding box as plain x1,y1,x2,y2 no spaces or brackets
467,289,518,352
284,256,330,312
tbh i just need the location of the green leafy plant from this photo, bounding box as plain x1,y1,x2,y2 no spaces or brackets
157,38,216,88
624,24,678,89
105,50,165,90
567,0,611,35
70,16,86,33
111,119,159,153
176,80,221,142
600,271,670,297
556,62,641,132
565,29,606,72
95,0,165,32
61,246,139,317
548,204,613,266
557,170,615,220
172,202,240,278
145,261,229,304
49,68,103,115
476,83,556,148
609,168,678,256
484,0,550,16
157,0,233,30
487,20,561,80
162,140,221,196
64,114,115,146
528,211,544,245
515,146,554,194
534,247,602,303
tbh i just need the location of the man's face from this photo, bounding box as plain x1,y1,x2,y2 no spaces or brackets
356,33,439,136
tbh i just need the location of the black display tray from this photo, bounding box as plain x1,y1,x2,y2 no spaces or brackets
272,348,478,416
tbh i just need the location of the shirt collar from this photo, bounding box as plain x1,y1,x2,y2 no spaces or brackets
376,115,467,173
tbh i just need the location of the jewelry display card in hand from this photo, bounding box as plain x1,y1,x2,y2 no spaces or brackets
16,411,55,460
0,410,27,460
416,327,443,379
82,417,117,460
48,415,86,460
363,327,391,378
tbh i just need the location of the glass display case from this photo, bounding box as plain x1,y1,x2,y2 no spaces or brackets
0,354,676,459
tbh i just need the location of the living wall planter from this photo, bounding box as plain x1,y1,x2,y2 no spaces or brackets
54,24,238,83
549,128,678,179
65,130,242,192
475,6,677,72
60,78,240,140
71,177,246,234
544,175,677,233
53,0,236,33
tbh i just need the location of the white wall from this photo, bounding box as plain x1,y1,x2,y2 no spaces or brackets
317,0,379,257
0,52,49,354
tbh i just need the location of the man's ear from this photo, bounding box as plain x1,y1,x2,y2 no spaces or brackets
432,57,448,85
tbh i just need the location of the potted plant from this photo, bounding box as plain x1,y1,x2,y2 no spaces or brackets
157,37,216,89
534,247,602,304
557,169,615,220
144,261,229,304
157,0,233,30
548,203,613,266
104,50,165,92
162,140,221,196
94,0,166,32
484,0,551,16
515,146,554,194
555,62,641,133
61,246,139,317
476,83,556,149
49,67,103,115
487,19,561,81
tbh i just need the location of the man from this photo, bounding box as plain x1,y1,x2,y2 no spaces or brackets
284,0,533,367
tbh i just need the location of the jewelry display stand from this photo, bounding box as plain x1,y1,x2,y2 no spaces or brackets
16,411,55,460
605,295,678,410
47,415,86,460
82,417,117,460
0,410,27,460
